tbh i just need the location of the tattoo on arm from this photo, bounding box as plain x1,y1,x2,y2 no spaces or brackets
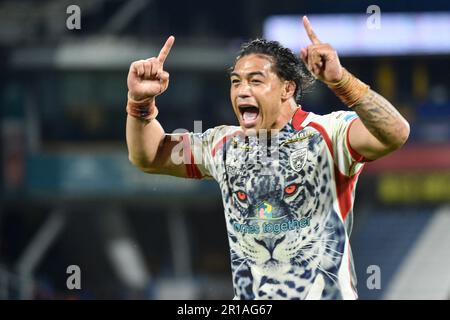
352,90,408,146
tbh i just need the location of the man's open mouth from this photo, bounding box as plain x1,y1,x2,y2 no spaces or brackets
239,105,260,127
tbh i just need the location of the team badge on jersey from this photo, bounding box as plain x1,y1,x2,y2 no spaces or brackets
289,147,308,172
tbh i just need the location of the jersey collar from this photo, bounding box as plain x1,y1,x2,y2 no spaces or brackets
291,106,310,131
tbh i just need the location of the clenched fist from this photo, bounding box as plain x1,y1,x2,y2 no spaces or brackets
127,36,174,101
300,16,343,84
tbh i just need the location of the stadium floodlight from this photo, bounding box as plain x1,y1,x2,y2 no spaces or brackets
264,12,450,56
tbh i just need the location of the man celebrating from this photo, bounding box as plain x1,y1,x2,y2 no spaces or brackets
126,16,409,299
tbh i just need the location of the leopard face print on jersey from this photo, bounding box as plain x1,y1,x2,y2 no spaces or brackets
218,124,347,300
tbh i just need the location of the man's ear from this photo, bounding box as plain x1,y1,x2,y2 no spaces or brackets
281,80,296,101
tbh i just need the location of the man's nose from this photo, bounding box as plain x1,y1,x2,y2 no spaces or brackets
237,82,251,98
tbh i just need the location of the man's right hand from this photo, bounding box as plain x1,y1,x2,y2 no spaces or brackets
127,36,175,101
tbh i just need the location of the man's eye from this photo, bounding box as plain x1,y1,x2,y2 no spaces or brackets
231,79,240,84
251,79,262,84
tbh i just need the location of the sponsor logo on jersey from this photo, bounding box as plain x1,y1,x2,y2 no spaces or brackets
280,130,315,147
343,112,358,122
258,201,273,219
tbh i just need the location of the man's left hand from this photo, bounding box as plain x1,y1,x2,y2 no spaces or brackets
300,16,344,83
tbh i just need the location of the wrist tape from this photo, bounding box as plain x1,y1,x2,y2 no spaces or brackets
324,68,370,108
126,92,159,121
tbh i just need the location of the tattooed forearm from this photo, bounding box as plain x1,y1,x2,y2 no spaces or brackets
352,90,410,148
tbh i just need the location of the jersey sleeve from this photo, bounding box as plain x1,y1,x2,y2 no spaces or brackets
325,111,369,176
182,125,230,180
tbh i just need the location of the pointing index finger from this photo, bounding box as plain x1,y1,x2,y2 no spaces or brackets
157,35,175,64
303,16,321,45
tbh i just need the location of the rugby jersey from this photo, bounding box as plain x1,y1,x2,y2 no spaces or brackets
181,107,367,299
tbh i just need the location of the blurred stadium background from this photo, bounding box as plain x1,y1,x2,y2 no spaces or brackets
1,0,449,299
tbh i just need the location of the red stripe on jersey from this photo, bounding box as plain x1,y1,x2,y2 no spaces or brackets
183,133,203,179
211,130,243,157
334,165,363,221
292,107,310,131
346,118,370,163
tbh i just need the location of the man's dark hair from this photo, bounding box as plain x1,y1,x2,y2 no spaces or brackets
232,39,315,103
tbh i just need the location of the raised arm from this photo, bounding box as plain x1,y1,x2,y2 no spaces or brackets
300,16,410,160
126,36,188,177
